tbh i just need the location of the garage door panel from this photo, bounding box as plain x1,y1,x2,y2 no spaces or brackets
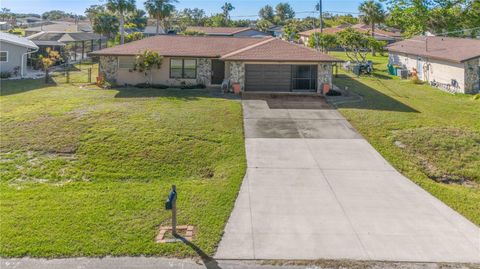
245,64,291,92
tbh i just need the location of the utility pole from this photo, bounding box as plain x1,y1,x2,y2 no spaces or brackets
319,0,323,34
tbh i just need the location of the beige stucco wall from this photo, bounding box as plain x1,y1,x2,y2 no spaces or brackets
99,56,212,86
389,52,467,93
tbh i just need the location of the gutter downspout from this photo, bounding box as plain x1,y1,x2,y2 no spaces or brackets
21,47,39,78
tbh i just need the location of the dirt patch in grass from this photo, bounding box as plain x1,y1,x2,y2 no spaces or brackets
393,127,480,186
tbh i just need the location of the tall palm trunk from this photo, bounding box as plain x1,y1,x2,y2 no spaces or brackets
120,13,125,44
371,23,376,56
156,16,160,35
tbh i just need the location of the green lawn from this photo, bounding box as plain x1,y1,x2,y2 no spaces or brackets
330,51,480,225
0,77,246,257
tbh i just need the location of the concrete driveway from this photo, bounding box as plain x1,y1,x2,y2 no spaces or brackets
215,95,480,262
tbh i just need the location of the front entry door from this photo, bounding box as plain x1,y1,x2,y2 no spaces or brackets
211,60,225,85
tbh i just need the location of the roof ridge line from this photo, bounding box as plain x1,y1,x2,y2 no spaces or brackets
220,37,275,59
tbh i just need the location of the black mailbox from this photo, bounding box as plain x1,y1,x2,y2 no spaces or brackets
165,189,177,210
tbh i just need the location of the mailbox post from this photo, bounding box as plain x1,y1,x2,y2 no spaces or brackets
165,185,177,235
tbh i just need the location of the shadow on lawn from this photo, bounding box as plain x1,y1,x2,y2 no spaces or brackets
114,87,240,101
1,79,54,96
333,74,419,113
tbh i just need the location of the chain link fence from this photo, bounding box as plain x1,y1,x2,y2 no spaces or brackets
50,61,98,85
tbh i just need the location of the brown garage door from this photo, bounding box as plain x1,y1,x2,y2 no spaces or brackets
245,64,291,92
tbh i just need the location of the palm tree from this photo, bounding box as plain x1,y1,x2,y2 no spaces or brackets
106,0,136,44
221,2,234,24
144,0,177,35
358,0,385,55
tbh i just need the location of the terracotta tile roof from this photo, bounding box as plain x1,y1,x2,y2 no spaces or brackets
387,36,480,63
221,38,342,62
299,23,401,40
89,35,268,57
186,26,252,35
90,35,342,63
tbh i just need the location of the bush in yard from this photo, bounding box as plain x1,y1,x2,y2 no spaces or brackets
39,47,62,83
133,49,163,85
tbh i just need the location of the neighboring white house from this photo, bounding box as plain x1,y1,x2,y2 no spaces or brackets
387,36,480,94
0,32,39,77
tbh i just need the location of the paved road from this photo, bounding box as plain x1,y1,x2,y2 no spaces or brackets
215,95,480,262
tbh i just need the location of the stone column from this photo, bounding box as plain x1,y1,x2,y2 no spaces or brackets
317,63,333,93
229,61,245,91
99,56,118,83
464,58,480,94
196,58,212,86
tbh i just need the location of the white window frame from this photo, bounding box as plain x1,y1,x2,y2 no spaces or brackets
0,51,8,62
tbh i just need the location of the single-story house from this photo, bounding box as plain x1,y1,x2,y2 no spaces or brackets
299,23,402,46
0,32,39,77
387,36,480,94
0,21,11,31
28,31,106,61
185,27,268,37
90,35,342,93
143,25,166,37
16,16,46,27
25,21,92,37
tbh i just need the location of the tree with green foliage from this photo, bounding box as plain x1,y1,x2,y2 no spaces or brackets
0,8,11,21
382,0,476,37
178,8,206,26
275,3,295,24
256,19,273,32
358,0,385,55
92,13,119,47
85,5,106,24
106,0,136,44
180,29,206,36
38,48,61,83
336,27,384,63
42,10,68,20
258,5,275,23
126,8,148,30
358,1,385,37
308,33,337,53
204,13,228,27
283,19,301,41
133,49,163,84
221,2,235,24
144,0,177,35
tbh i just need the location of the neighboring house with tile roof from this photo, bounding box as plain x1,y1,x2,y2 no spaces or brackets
387,36,480,94
0,32,39,77
25,21,93,37
90,35,342,92
185,27,268,37
299,23,402,46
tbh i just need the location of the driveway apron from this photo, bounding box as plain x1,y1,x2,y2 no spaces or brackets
215,96,480,262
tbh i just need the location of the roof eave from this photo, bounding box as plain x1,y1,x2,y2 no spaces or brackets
387,48,467,64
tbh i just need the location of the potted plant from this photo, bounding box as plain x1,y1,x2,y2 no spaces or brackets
232,83,241,94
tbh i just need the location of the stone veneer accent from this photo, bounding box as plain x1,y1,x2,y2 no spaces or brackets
464,58,480,94
99,56,118,83
229,61,245,90
317,63,333,93
196,58,212,86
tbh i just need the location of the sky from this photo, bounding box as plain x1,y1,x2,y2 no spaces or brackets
1,0,364,18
